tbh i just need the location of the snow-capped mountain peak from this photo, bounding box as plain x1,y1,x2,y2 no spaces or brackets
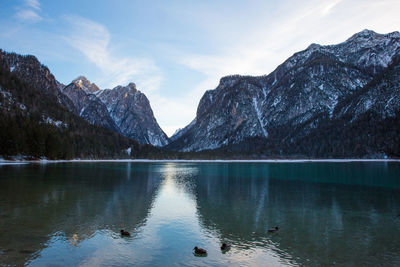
72,76,100,94
166,29,400,156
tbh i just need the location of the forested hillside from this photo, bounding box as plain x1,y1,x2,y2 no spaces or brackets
0,63,136,159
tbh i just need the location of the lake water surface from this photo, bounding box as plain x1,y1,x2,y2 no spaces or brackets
0,162,400,266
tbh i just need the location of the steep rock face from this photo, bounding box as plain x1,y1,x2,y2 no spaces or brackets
62,77,119,132
61,77,168,146
0,50,76,113
98,83,169,146
72,76,101,94
168,30,400,153
335,55,400,120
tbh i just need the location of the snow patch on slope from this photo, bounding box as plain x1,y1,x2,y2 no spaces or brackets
41,115,68,128
252,97,268,137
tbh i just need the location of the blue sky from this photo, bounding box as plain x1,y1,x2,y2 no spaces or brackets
0,0,399,136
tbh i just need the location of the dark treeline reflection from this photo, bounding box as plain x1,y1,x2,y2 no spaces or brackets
0,163,162,266
192,163,400,266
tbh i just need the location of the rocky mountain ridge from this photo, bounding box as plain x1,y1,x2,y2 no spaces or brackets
0,50,169,147
62,77,119,132
97,82,169,146
167,29,400,157
62,77,169,146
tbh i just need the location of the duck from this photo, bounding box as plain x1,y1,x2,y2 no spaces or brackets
220,243,231,251
120,230,131,236
193,246,207,256
268,226,279,233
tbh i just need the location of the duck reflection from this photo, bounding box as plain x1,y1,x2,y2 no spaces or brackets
0,163,162,266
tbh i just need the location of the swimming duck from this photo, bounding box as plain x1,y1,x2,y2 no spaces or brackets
120,230,131,236
220,243,231,251
268,226,279,233
193,246,207,256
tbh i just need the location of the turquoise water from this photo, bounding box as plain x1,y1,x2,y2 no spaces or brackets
0,162,399,266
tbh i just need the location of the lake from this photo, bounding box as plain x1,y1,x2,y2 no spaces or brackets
0,161,400,266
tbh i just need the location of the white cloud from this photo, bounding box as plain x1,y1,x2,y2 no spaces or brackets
25,0,40,10
176,0,400,111
63,15,162,91
62,15,185,135
321,0,342,15
15,0,42,22
15,9,42,22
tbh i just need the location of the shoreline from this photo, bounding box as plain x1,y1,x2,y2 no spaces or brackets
1,158,400,165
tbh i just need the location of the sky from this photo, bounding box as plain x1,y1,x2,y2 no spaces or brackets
0,0,399,136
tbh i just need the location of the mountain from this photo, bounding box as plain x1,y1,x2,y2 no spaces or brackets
167,30,400,157
61,77,169,146
0,49,157,159
0,49,169,148
0,50,77,113
97,83,169,146
62,76,119,132
335,55,400,121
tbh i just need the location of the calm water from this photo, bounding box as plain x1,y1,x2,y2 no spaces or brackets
0,162,400,266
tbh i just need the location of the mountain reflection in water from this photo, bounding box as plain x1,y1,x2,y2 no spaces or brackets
0,162,399,266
